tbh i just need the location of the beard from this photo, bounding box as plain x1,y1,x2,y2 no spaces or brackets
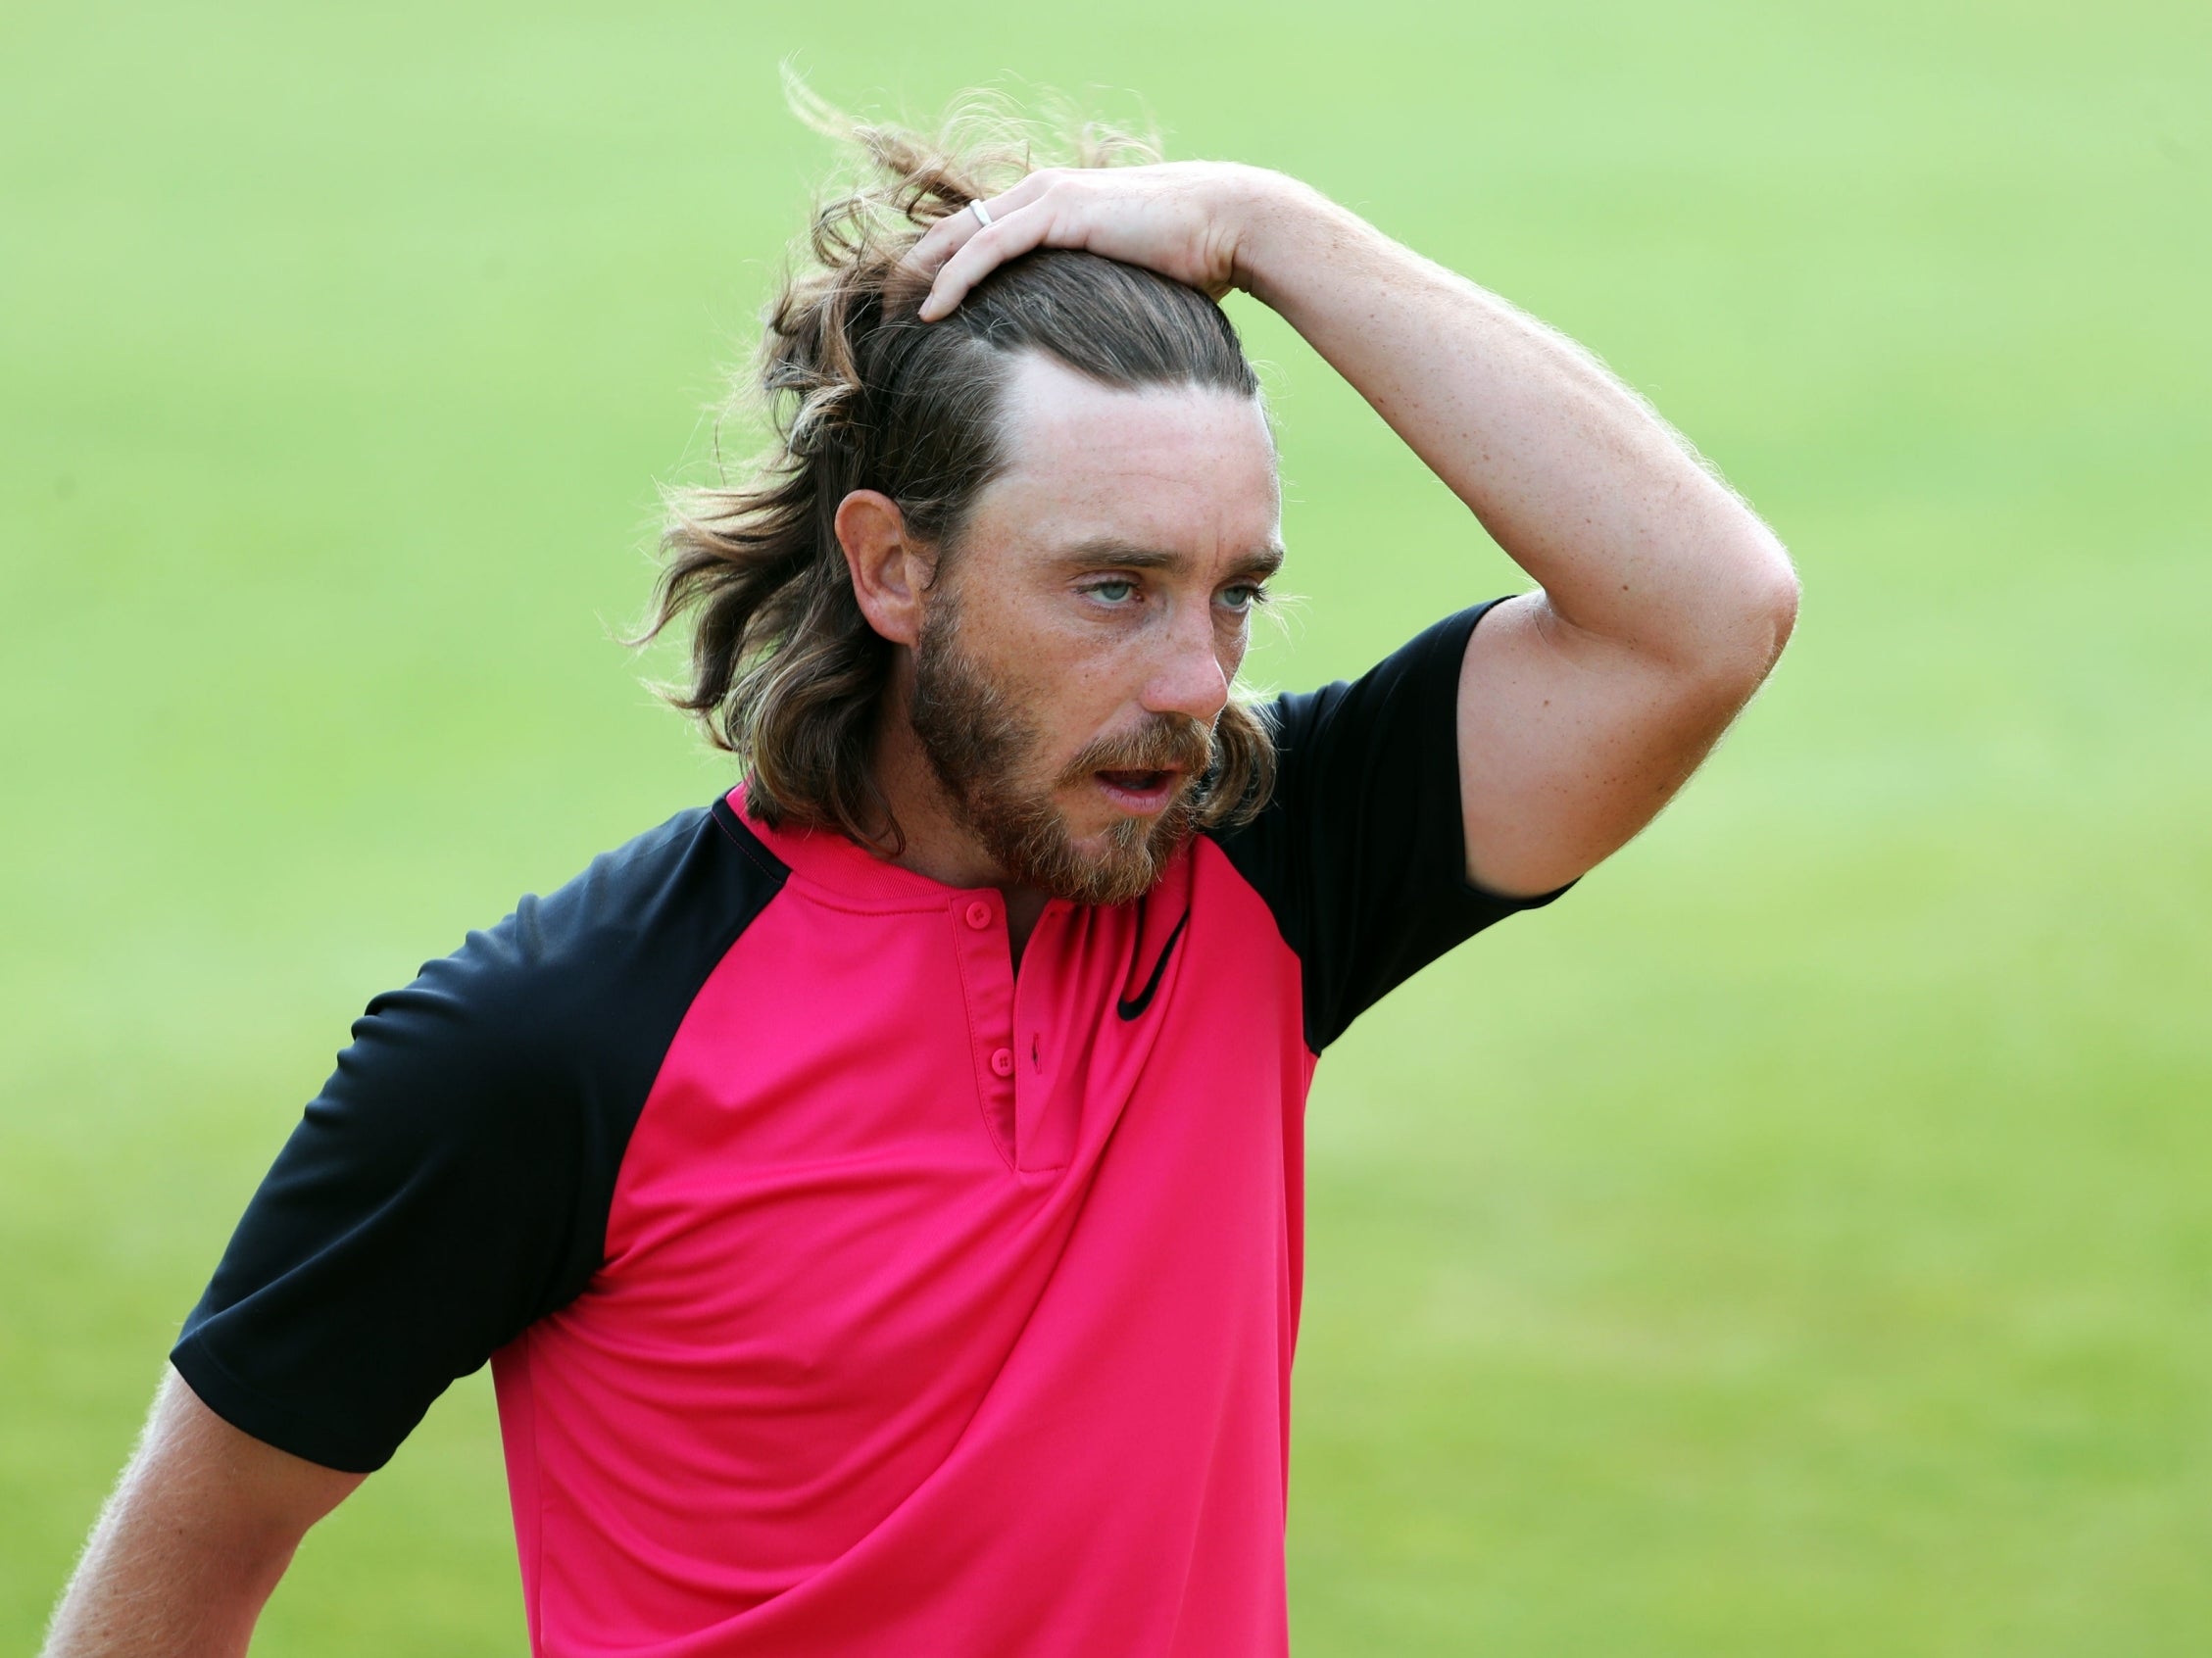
908,603,1214,907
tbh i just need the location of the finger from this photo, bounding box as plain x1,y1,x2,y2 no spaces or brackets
918,197,1069,321
903,205,979,279
904,189,1011,276
904,171,1057,282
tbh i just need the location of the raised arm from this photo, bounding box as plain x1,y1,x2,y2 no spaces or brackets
1231,178,1798,894
43,1367,362,1657
914,162,1799,895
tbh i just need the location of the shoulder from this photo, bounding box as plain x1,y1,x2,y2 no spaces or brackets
1206,601,1499,877
1200,601,1561,1053
1258,602,1498,768
421,799,785,1030
326,799,791,1161
170,796,796,1473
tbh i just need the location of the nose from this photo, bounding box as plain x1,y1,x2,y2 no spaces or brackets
1140,609,1233,727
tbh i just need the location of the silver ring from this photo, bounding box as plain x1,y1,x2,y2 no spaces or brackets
968,199,993,229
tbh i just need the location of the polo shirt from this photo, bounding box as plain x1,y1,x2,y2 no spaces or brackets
172,599,1566,1656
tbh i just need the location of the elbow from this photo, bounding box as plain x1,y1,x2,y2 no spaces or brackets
1749,535,1801,662
1699,527,1799,700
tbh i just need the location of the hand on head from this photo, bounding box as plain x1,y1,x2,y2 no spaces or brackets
902,162,1278,322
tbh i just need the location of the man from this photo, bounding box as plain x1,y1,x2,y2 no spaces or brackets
45,112,1797,1655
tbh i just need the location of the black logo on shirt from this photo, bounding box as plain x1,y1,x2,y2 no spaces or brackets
1116,910,1189,1021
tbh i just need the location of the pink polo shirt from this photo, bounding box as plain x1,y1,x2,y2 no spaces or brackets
172,602,1565,1654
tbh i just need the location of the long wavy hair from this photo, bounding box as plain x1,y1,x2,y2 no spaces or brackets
637,86,1277,853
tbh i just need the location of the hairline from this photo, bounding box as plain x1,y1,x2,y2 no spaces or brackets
914,336,1276,578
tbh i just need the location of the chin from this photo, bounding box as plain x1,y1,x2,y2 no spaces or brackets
959,774,1198,909
1028,805,1195,908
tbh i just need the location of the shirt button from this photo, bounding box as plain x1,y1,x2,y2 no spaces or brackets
990,1048,1014,1077
964,901,993,930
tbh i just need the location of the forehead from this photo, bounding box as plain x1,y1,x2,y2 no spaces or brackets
971,352,1280,561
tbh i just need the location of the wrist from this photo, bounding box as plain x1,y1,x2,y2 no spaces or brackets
1218,171,1349,308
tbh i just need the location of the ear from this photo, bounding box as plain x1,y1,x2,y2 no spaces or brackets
834,490,935,648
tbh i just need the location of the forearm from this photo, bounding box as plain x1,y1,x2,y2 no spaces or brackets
1233,176,1794,673
44,1370,358,1657
43,1513,288,1658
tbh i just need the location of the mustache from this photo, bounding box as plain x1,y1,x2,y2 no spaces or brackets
1057,713,1215,786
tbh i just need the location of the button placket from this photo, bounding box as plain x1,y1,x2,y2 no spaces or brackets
949,891,1018,1167
1007,902,1080,1173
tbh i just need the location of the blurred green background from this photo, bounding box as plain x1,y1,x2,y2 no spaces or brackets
4,0,2206,1650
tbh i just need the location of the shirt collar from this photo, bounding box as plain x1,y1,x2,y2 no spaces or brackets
727,780,998,910
725,780,1192,920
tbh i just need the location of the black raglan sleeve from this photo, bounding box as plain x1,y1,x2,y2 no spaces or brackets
168,803,785,1473
1210,599,1573,1054
168,907,604,1474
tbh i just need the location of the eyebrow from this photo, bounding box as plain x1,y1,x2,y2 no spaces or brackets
1049,538,1287,581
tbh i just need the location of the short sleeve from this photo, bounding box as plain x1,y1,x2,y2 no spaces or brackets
166,800,790,1473
168,909,601,1473
1209,599,1572,1053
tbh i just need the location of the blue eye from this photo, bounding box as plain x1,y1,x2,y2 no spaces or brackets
1220,584,1265,611
1089,579,1136,604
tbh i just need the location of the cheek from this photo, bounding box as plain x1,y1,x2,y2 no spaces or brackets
993,649,1125,761
1044,662,1136,745
982,599,1249,758
1214,616,1252,681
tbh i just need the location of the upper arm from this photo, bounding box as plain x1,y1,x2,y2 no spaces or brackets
1456,586,1795,897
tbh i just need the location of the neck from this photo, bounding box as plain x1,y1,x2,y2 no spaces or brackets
868,687,1053,955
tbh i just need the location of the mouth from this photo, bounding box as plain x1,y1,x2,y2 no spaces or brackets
1092,767,1184,814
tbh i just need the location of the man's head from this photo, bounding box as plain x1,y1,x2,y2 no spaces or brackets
646,114,1279,900
848,351,1281,903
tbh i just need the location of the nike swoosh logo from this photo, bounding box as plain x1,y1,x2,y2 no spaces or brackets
1116,910,1189,1021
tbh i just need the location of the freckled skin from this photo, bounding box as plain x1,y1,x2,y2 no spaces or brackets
946,358,1282,843
43,152,1801,1658
909,163,1797,900
848,353,1285,934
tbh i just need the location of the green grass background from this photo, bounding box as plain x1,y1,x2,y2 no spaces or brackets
4,0,2206,1649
